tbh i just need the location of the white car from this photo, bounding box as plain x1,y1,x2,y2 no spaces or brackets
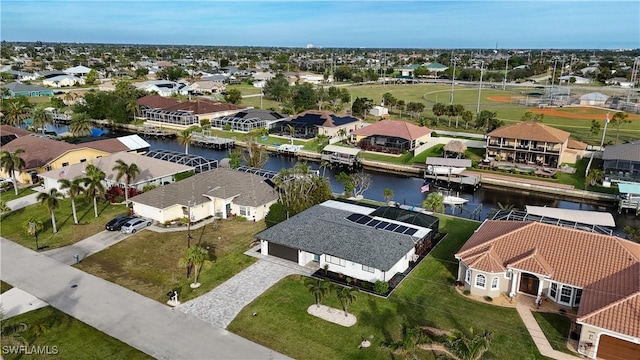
120,217,152,234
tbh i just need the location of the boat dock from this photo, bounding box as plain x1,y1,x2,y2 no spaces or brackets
617,182,640,215
424,172,481,192
277,144,303,156
191,133,236,150
320,144,362,169
135,126,176,138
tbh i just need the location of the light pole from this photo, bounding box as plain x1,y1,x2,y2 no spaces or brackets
600,112,610,149
186,201,193,279
450,55,457,105
502,56,509,91
476,61,484,116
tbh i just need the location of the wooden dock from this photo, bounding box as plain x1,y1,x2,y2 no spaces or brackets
424,172,481,191
191,133,235,150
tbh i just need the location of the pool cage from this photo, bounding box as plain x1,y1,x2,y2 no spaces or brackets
140,106,199,126
146,149,218,174
491,209,613,235
212,116,267,132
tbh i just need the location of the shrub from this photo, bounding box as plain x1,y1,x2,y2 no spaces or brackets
235,215,247,222
346,277,352,285
484,296,493,302
200,118,210,127
174,171,195,182
142,184,157,193
463,290,471,296
105,186,124,203
374,280,389,295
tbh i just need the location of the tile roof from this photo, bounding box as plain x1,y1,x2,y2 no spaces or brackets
288,110,360,127
130,168,278,209
136,95,180,109
352,120,432,140
567,139,588,150
488,121,570,143
0,125,31,137
162,99,243,115
82,138,130,153
1,82,51,93
603,140,640,162
1,135,82,169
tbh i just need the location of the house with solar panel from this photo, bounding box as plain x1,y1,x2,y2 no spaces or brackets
255,200,439,284
277,110,362,139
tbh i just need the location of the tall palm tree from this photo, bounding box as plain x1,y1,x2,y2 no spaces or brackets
83,164,106,218
443,328,493,360
2,100,31,127
58,178,84,224
37,188,62,233
178,245,209,286
126,99,141,122
305,278,329,308
0,149,26,195
611,111,630,144
30,107,53,134
423,192,445,213
112,159,140,204
70,112,93,137
177,129,193,154
383,188,394,203
287,124,295,145
335,286,359,316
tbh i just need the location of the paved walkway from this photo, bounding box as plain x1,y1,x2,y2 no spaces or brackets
0,238,289,359
515,302,580,360
44,230,133,265
178,256,313,329
6,191,40,211
0,287,48,319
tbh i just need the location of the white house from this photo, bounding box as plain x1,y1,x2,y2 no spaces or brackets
136,80,189,97
129,168,279,224
255,200,437,283
369,105,389,117
63,65,92,77
42,75,85,88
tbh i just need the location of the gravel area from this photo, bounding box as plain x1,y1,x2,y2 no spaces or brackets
307,304,356,327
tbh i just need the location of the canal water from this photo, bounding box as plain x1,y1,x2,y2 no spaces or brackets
49,125,639,236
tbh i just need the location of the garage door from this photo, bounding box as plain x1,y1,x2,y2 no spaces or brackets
267,243,298,262
597,335,640,360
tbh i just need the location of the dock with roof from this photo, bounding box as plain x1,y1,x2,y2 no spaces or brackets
617,182,640,215
320,144,362,168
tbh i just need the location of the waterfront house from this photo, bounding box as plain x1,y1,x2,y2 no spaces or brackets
212,108,287,132
603,140,640,182
485,121,587,167
129,168,278,224
278,110,362,139
1,82,54,98
0,125,31,145
454,220,640,360
137,95,246,129
255,200,438,284
350,120,432,154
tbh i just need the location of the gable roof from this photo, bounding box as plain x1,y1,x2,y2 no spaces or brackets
0,125,32,137
352,120,431,140
288,110,360,127
63,65,92,74
488,121,571,143
232,109,286,121
1,135,82,169
603,140,640,162
567,139,588,150
130,168,278,209
82,138,130,153
136,94,181,109
1,82,51,93
162,99,243,115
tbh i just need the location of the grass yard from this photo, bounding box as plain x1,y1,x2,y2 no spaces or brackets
76,219,263,303
532,312,574,355
0,199,129,251
1,280,13,294
0,185,39,203
0,306,151,360
228,216,547,360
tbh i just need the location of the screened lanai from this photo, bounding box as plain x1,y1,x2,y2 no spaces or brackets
140,106,199,126
212,116,267,132
146,149,218,173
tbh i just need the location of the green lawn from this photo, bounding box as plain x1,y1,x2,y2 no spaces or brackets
532,312,574,355
1,280,13,294
228,216,547,360
0,307,151,360
76,219,263,303
0,199,129,251
0,185,39,203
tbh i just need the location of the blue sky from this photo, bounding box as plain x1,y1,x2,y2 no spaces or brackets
1,1,638,49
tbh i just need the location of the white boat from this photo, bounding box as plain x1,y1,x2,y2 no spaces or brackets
442,195,468,206
426,165,466,176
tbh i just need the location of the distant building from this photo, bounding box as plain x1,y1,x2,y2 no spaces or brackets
579,92,609,106
1,82,54,98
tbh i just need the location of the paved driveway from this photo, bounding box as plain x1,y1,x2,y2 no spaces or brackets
179,258,313,329
1,238,289,360
44,229,134,264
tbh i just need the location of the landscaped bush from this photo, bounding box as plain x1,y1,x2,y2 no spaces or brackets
374,280,389,295
105,186,139,203
235,215,247,222
484,296,493,302
463,289,471,295
174,171,195,182
141,184,157,193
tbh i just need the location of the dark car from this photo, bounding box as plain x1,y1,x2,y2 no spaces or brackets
105,215,136,231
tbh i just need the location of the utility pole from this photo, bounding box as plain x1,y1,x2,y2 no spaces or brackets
476,61,484,116
503,56,509,91
450,53,456,105
600,112,610,149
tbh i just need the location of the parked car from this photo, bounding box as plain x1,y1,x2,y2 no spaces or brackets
120,217,152,234
105,215,136,231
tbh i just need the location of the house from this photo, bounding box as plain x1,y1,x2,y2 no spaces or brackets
605,77,635,88
1,82,54,98
137,95,245,129
486,121,587,167
454,220,640,360
63,65,92,77
136,80,189,97
42,75,85,88
71,134,151,154
0,70,37,81
187,80,226,94
558,75,592,84
579,92,609,107
0,125,31,146
0,135,111,184
603,140,640,182
279,110,362,139
255,200,438,283
129,168,279,223
38,152,193,193
213,108,287,132
396,64,421,77
424,62,449,74
35,70,67,79
351,120,432,154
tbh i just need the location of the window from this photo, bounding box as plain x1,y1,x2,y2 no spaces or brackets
326,255,346,267
362,265,375,273
549,283,557,300
560,285,572,304
239,206,250,216
62,162,69,167
574,288,582,306
80,159,87,163
465,269,471,284
505,270,512,279
491,277,499,290
475,274,486,289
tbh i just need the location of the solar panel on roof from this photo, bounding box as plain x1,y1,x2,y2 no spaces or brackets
395,225,409,233
346,214,362,222
368,220,381,227
355,215,372,224
404,228,418,236
385,223,399,231
375,221,389,229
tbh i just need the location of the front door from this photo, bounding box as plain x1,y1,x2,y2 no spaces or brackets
519,273,539,295
313,254,320,262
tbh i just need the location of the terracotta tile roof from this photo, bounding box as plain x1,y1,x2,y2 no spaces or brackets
466,246,505,273
455,221,639,287
1,135,80,169
0,125,31,137
351,120,432,140
577,263,640,338
162,99,243,115
567,139,588,150
488,121,570,143
507,249,554,277
136,95,180,109
82,138,130,153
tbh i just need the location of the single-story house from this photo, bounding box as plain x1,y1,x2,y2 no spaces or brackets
0,70,37,81
137,95,246,129
279,110,362,139
1,82,54,98
558,75,592,84
0,125,31,145
605,77,635,88
38,152,193,193
603,140,640,182
351,120,432,154
42,75,85,88
63,65,92,77
70,134,151,154
454,220,640,360
186,80,226,94
136,80,189,97
129,168,279,223
212,108,287,132
255,200,438,283
579,92,609,107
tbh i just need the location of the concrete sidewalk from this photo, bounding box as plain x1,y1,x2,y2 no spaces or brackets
1,238,289,360
515,302,580,360
44,230,133,265
6,191,40,211
0,287,48,319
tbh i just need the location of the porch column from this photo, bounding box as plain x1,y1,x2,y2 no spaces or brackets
509,271,518,298
535,278,544,304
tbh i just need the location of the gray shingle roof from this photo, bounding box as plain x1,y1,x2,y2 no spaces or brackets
130,168,278,209
1,82,50,93
255,203,418,271
603,140,640,162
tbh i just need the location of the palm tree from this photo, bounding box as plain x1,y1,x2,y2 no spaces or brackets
585,168,604,189
0,149,26,195
383,188,394,203
335,286,359,316
83,164,106,218
0,200,10,214
287,124,295,145
58,178,84,224
126,99,141,122
487,202,515,219
37,188,62,233
611,111,630,144
423,192,445,213
3,101,30,127
177,129,193,154
305,278,329,308
443,328,493,360
30,108,53,134
432,102,446,123
112,159,140,204
178,245,209,287
70,112,93,137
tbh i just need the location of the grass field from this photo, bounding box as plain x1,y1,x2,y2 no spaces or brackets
76,219,263,303
0,307,151,360
228,216,549,360
532,312,574,355
0,200,129,250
